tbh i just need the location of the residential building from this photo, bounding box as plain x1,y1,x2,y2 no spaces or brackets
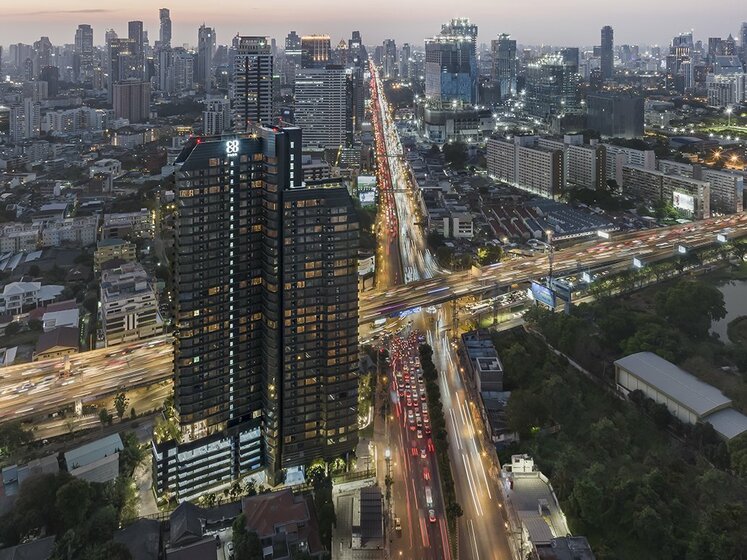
603,143,656,186
491,34,517,100
586,92,644,139
113,80,150,123
94,238,137,272
202,98,232,135
0,282,63,314
382,39,397,79
622,165,711,219
74,24,94,83
232,36,274,131
101,210,154,239
294,66,347,149
100,262,161,346
0,223,39,252
566,142,606,190
168,48,195,94
399,43,411,80
40,216,99,247
153,127,359,500
33,326,79,361
159,8,172,47
487,136,564,198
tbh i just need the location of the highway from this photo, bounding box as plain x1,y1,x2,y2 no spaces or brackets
370,64,513,559
0,335,173,423
360,212,747,323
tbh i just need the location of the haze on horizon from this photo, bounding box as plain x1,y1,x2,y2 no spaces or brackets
3,0,746,48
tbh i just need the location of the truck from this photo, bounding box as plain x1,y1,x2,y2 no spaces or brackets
424,486,433,508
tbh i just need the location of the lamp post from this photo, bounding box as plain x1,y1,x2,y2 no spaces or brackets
726,106,733,128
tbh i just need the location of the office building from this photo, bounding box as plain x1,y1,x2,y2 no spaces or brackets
301,35,331,68
113,80,151,123
168,47,195,94
153,127,359,499
74,24,94,83
399,43,411,80
232,36,274,131
486,136,564,198
425,34,478,106
382,39,397,79
491,34,517,100
586,92,644,138
203,98,232,135
741,22,747,64
100,262,161,347
600,26,614,80
160,8,172,46
197,25,216,90
283,31,302,85
524,55,579,120
128,20,145,77
294,66,347,148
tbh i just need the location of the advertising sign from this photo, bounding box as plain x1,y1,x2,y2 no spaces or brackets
672,191,695,213
530,281,556,309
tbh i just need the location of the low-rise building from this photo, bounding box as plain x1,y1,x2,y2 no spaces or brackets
622,165,711,219
94,238,137,273
64,433,123,483
0,282,63,314
100,262,161,346
0,223,40,253
40,216,99,247
33,326,79,361
101,210,154,240
333,485,385,560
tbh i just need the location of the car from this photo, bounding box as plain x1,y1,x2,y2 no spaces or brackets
410,423,417,432
411,446,418,457
226,542,235,559
427,438,435,453
394,516,402,536
423,467,430,481
406,397,412,407
424,424,432,435
416,429,423,439
420,447,427,459
428,509,437,523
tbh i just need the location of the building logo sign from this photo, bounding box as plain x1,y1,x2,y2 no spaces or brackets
226,139,240,157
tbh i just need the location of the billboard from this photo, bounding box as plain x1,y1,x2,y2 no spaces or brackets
530,281,556,309
357,175,377,207
672,191,695,213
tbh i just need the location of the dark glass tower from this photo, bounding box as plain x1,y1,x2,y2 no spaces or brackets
154,126,359,498
601,25,614,81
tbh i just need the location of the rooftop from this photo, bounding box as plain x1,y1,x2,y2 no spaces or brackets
35,326,79,355
615,352,732,418
64,433,123,471
702,408,747,441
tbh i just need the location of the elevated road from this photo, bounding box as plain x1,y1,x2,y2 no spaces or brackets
360,213,747,323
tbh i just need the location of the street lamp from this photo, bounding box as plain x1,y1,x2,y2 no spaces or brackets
726,106,733,128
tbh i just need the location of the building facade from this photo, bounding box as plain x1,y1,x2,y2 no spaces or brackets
232,36,274,131
294,66,347,149
100,262,161,346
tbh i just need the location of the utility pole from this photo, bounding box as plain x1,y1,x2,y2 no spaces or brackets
546,229,554,289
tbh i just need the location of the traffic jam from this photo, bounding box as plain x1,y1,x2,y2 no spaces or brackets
390,331,438,525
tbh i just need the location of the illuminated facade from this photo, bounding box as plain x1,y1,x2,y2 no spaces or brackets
154,127,359,499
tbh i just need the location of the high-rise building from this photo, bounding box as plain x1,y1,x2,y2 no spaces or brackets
113,80,151,123
107,37,139,99
441,18,478,56
202,98,232,135
586,92,644,139
74,24,94,83
128,21,145,78
159,8,172,47
382,39,397,79
168,48,194,94
425,33,478,106
741,23,747,63
601,25,614,81
283,31,302,85
232,35,274,131
153,127,359,499
399,43,411,80
491,34,517,100
524,55,579,120
197,25,216,90
301,35,331,68
294,65,347,148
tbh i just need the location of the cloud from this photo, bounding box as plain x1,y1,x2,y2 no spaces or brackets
8,8,116,16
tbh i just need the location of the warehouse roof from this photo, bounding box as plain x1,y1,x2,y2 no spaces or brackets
615,352,732,417
703,408,747,441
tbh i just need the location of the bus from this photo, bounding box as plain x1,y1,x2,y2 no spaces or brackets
424,487,433,508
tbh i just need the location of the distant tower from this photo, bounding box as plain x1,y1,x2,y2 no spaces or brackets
232,36,274,130
601,25,614,80
159,8,172,47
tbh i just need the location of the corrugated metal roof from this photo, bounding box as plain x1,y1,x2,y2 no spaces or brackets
703,408,747,441
615,352,731,417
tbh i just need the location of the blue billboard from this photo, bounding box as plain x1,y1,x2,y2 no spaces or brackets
530,281,556,309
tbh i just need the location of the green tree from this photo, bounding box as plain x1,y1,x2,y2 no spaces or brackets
622,322,683,362
442,141,468,169
476,245,503,266
0,421,33,457
232,514,263,560
56,479,93,530
655,280,726,339
113,392,129,420
99,409,111,428
4,322,21,336
689,503,747,560
506,389,548,437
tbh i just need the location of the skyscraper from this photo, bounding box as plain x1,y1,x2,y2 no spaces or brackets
399,43,411,80
301,35,331,68
74,24,94,84
382,39,397,79
128,21,145,78
153,127,359,499
159,8,172,47
107,37,138,101
283,31,302,85
524,54,579,120
741,22,747,64
491,34,517,100
168,47,194,94
424,35,477,106
294,65,347,148
601,25,614,81
197,25,216,90
113,80,151,123
232,35,274,130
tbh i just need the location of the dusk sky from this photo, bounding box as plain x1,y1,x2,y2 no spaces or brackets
3,0,746,48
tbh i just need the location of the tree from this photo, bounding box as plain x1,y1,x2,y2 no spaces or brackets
28,318,43,331
446,501,463,519
232,514,263,560
4,322,21,336
655,280,726,339
28,264,40,277
442,141,468,169
243,479,257,496
99,409,111,428
622,322,683,362
0,421,32,457
476,245,503,266
506,389,548,437
689,503,747,560
113,393,129,420
56,479,93,530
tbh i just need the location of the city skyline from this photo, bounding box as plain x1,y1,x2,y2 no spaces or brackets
3,0,747,48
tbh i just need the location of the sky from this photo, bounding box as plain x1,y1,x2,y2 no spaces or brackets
3,0,746,49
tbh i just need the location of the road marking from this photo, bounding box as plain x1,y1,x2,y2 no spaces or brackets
468,519,480,560
462,453,483,516
450,409,462,451
463,401,491,499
